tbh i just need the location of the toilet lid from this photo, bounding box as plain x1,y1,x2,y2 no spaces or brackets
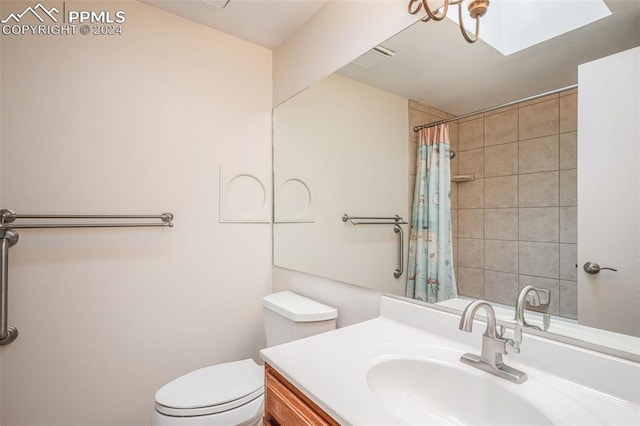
155,359,264,417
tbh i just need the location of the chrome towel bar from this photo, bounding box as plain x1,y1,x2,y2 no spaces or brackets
341,214,407,225
0,210,174,228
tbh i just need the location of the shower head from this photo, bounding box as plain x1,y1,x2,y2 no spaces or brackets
450,150,456,160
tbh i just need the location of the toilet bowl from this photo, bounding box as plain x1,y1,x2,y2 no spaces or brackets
152,291,337,425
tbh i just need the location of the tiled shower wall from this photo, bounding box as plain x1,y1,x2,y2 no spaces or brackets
409,89,578,319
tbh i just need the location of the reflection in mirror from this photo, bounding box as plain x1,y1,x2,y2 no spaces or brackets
273,1,640,358
273,74,409,295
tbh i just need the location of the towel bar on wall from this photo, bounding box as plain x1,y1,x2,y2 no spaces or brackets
0,209,174,346
342,214,406,279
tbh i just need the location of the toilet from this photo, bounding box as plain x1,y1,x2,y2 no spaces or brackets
152,291,337,425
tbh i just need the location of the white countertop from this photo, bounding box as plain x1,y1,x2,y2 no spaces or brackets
260,296,640,425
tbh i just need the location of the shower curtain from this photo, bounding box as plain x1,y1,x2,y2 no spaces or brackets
406,124,456,303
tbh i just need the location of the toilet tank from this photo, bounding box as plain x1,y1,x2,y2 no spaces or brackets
263,291,337,347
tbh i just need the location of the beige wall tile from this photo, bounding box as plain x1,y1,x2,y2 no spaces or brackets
519,135,559,174
451,209,458,238
458,238,484,268
458,209,484,238
519,93,558,108
560,280,578,319
409,108,429,142
451,182,458,209
560,207,577,243
519,207,559,242
430,106,450,119
485,271,519,306
409,99,430,114
519,275,560,315
519,171,559,207
458,113,482,123
559,131,577,170
450,154,459,174
453,237,458,267
458,178,484,208
559,93,577,133
519,241,560,279
458,117,483,151
457,267,485,299
485,239,518,273
485,142,518,177
448,122,459,152
483,104,517,116
485,175,518,208
559,169,577,206
519,99,559,140
458,148,484,178
409,174,416,208
485,208,518,240
409,141,418,175
560,243,577,281
484,108,518,147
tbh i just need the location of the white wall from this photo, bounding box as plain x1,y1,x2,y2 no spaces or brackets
273,0,420,105
0,2,272,425
273,73,409,294
273,268,383,328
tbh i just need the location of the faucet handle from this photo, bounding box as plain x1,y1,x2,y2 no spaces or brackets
503,327,523,355
543,314,551,331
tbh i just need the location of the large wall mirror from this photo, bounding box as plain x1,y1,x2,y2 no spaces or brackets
274,1,640,358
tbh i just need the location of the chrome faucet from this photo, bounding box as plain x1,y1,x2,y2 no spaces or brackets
515,285,551,331
459,300,528,384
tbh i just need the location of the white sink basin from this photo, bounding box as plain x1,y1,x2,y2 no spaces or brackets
367,357,553,425
262,296,640,425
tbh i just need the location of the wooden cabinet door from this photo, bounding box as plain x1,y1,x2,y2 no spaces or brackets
264,364,339,426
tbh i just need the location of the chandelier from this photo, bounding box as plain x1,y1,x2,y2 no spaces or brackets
407,0,490,43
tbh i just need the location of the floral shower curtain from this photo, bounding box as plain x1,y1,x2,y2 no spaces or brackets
406,124,456,303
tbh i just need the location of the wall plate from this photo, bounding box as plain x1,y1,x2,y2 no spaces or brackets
274,176,314,223
219,168,270,223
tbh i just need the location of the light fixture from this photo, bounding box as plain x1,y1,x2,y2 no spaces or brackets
407,0,490,43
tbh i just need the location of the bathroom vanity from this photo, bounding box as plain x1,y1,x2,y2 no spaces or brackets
260,296,640,425
264,364,337,425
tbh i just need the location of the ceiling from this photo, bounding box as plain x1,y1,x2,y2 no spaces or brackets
142,0,640,115
140,0,327,49
338,0,640,114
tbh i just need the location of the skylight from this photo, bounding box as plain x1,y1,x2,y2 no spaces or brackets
447,0,612,55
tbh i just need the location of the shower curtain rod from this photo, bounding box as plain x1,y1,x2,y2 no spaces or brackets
413,84,578,132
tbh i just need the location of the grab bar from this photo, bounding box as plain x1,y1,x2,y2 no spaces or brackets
393,224,404,278
0,209,174,345
342,214,406,279
0,229,19,345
